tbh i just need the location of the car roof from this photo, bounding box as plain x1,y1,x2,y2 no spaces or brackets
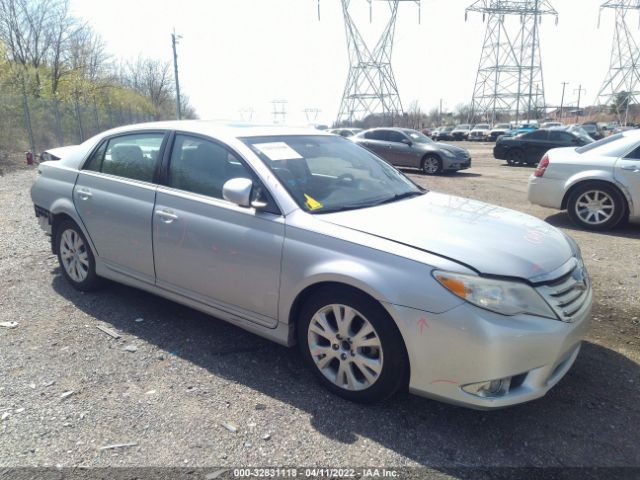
95,120,328,139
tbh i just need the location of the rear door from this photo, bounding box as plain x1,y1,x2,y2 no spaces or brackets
615,144,640,217
360,130,389,159
74,131,167,284
152,133,284,327
520,130,549,163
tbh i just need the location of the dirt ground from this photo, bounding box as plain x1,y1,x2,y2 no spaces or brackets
0,143,639,476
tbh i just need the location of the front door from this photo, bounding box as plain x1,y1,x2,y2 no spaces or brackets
152,134,284,327
74,131,167,283
615,146,640,217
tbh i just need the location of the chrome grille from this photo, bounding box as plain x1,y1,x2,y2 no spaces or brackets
536,262,590,323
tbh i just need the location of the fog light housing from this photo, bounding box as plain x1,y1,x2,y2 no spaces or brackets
462,377,512,398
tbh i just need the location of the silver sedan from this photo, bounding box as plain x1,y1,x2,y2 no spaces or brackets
528,130,640,230
31,121,591,408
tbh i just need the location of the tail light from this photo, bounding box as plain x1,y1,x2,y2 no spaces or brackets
534,155,550,177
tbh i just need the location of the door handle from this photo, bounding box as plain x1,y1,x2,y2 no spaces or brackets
156,209,178,223
621,165,640,171
76,188,92,200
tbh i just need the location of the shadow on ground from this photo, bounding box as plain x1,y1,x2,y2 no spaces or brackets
544,212,640,240
52,273,640,468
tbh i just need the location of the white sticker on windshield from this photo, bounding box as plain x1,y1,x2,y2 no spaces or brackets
253,142,303,161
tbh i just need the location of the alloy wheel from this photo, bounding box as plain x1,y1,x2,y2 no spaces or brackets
59,228,90,282
423,157,440,174
307,304,383,391
574,189,615,226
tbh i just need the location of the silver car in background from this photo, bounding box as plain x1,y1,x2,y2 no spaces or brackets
32,121,591,409
528,130,640,230
352,128,471,175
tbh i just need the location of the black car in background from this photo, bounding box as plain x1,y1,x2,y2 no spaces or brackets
434,126,454,141
580,123,604,140
493,128,592,166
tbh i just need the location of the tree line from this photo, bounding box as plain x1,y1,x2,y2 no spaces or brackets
0,0,196,130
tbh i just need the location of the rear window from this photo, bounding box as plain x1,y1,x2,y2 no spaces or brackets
575,133,636,156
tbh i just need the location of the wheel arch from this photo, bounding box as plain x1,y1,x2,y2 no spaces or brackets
49,202,97,257
288,280,411,387
561,178,631,215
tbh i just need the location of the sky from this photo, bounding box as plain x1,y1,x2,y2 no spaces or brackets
70,0,621,126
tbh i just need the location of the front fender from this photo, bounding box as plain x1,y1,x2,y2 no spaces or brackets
278,226,466,326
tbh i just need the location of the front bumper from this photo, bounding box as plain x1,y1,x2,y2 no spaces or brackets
443,157,471,171
383,288,591,409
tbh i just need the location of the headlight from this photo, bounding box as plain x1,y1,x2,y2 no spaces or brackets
433,270,557,319
441,149,456,158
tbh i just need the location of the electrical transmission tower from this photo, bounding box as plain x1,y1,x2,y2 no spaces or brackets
595,0,640,125
271,99,288,124
466,0,557,125
318,1,420,125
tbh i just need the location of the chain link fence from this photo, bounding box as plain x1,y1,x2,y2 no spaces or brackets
0,93,155,159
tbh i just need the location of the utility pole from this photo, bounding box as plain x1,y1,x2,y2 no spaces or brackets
171,29,183,120
559,81,569,122
574,85,585,124
439,98,443,125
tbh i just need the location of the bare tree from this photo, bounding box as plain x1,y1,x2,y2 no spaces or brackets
0,0,60,92
404,100,425,130
125,57,174,119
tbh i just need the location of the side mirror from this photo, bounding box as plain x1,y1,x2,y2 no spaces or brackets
401,138,413,146
223,177,253,207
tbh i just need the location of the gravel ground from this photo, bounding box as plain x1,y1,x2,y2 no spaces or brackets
0,144,639,475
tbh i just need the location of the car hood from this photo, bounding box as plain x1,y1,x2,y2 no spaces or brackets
432,143,468,156
320,192,573,281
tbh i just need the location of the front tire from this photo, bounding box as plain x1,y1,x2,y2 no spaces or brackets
567,183,627,231
55,219,101,291
422,155,442,175
298,288,408,403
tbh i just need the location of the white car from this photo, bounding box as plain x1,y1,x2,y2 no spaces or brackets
468,124,491,141
528,131,640,230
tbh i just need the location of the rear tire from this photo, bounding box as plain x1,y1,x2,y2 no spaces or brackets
567,182,626,231
297,287,408,403
505,149,525,166
55,219,102,291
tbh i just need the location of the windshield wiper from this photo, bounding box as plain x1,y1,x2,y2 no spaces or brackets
368,190,425,207
314,191,424,214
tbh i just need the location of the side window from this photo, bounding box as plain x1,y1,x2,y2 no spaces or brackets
365,130,386,141
387,131,407,143
167,135,254,200
549,131,573,142
85,133,164,182
525,130,548,140
625,145,640,160
84,141,107,172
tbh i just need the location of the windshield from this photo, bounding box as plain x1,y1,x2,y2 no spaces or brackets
403,129,433,144
474,124,490,130
494,124,510,129
455,124,470,129
242,135,424,214
567,126,595,144
581,124,597,133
